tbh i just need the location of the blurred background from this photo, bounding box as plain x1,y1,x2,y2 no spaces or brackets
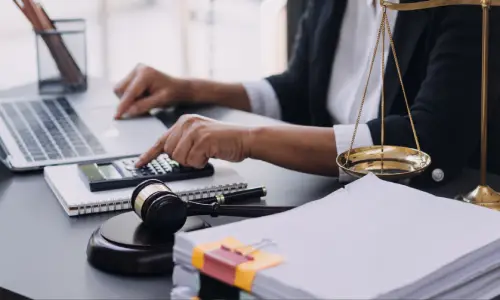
0,0,308,90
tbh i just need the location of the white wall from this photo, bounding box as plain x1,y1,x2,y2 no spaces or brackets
0,0,279,90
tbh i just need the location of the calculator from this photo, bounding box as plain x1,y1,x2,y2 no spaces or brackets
78,154,214,192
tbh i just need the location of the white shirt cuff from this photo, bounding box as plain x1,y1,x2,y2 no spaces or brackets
242,80,282,120
334,124,374,183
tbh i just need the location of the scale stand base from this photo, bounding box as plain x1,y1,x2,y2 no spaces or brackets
86,212,210,276
457,185,500,211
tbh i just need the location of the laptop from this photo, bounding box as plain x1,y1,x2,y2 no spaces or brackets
0,84,167,171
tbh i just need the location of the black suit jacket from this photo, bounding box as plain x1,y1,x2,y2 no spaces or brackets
266,0,500,186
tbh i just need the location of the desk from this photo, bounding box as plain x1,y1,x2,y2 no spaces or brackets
0,80,338,300
1,80,500,300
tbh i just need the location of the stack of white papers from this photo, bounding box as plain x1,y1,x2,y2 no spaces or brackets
172,174,500,299
171,266,199,300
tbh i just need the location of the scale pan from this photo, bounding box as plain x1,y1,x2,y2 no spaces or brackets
337,145,431,181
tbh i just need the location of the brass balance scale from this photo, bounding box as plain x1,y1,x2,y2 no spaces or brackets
336,0,500,210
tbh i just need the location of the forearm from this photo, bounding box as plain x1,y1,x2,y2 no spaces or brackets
186,79,252,112
247,125,339,177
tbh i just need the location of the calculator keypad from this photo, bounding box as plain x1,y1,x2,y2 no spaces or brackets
121,154,183,178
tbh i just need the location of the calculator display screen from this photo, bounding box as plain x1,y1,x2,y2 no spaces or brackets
98,164,123,180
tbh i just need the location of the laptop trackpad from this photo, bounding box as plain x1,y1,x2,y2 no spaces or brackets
82,106,167,155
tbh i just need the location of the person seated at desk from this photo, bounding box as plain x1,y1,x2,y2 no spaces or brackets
114,0,500,185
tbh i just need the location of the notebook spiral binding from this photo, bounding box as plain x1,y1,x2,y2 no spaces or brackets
75,182,249,216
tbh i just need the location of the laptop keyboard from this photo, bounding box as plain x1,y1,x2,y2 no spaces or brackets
0,97,106,162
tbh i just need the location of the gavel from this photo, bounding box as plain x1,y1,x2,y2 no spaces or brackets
131,179,296,234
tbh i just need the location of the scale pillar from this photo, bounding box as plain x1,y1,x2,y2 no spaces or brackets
460,1,500,210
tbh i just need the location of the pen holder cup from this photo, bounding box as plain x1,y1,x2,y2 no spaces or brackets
35,18,87,95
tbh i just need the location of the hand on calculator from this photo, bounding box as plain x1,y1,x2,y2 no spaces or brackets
135,114,253,169
122,154,187,177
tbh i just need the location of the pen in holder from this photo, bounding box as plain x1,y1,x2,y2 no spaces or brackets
35,18,87,94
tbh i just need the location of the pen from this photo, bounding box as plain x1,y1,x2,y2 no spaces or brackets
193,187,267,205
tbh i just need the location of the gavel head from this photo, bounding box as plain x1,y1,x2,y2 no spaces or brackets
131,179,188,233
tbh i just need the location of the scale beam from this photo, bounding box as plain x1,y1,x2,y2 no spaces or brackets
382,0,500,10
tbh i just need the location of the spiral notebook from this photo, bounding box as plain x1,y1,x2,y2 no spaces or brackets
43,160,248,216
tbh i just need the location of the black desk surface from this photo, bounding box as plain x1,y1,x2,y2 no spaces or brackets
1,80,499,299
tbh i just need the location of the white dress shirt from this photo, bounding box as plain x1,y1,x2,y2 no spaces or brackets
243,0,398,181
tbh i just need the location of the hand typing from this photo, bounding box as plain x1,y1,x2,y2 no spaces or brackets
114,64,191,119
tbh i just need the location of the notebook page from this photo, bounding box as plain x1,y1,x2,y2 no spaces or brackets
43,159,247,210
174,174,500,299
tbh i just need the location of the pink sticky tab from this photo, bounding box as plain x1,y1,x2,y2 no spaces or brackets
202,247,252,286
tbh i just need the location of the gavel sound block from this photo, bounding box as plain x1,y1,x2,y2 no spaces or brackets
86,180,295,276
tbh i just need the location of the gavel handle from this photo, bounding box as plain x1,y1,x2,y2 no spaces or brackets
216,205,295,217
188,203,296,218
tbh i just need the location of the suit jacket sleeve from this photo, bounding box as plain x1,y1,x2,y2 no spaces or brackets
367,7,500,185
265,0,315,125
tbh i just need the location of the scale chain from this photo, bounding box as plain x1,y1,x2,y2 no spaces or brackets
380,8,387,173
384,11,422,159
344,0,422,172
345,1,424,170
345,9,386,164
